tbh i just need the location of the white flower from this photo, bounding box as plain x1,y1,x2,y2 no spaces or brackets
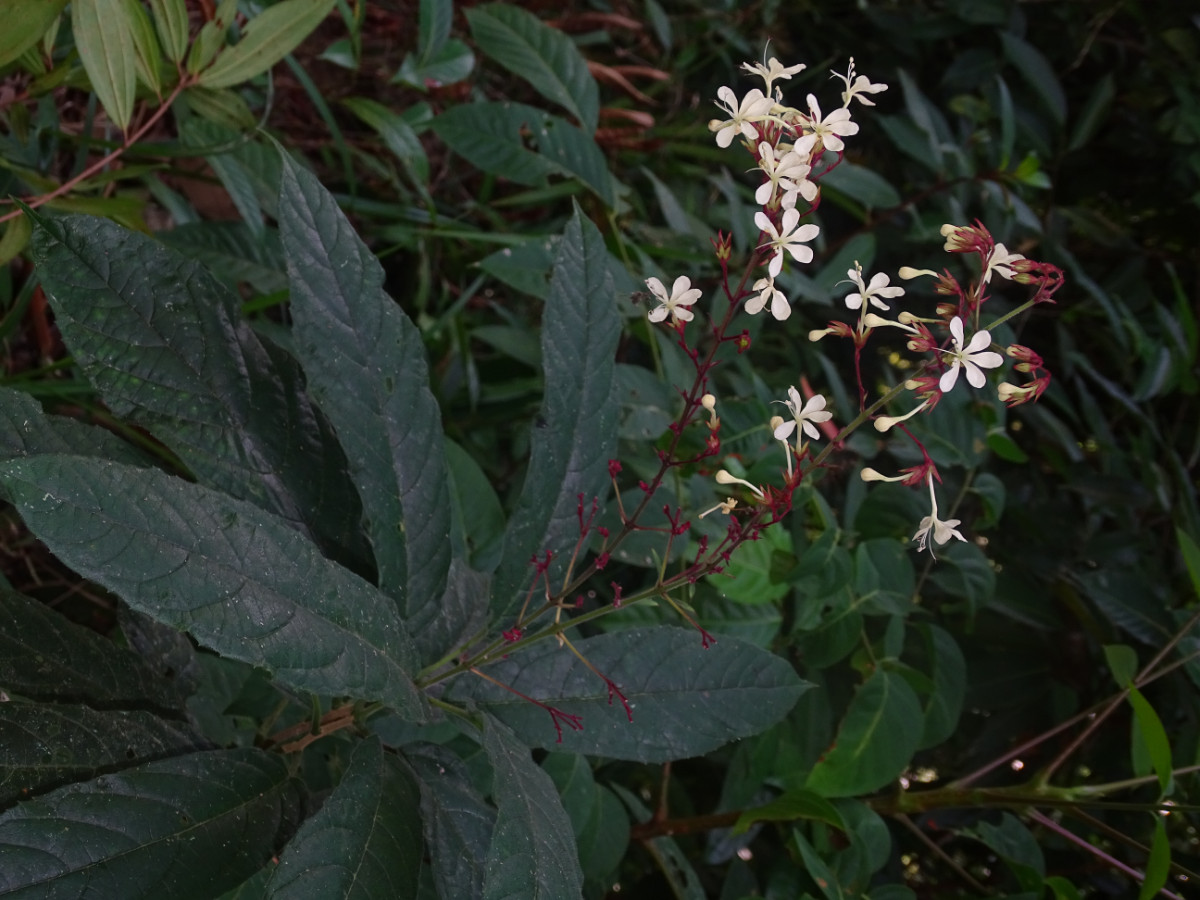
755,142,817,206
913,472,966,555
745,277,791,321
832,58,888,107
710,87,774,149
742,57,806,96
843,263,905,311
772,386,832,447
646,275,702,325
755,209,819,277
939,317,1003,392
982,243,1025,283
804,93,859,153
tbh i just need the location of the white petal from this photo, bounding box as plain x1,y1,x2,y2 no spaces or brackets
965,361,987,389
939,365,961,393
949,316,965,347
773,420,796,441
771,292,792,320
648,307,668,323
964,328,992,354
755,181,774,205
754,211,773,233
801,420,821,440
670,275,693,297
972,350,1004,370
645,276,667,299
744,293,766,315
768,252,783,278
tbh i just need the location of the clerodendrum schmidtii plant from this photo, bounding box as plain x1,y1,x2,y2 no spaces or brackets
0,50,1092,897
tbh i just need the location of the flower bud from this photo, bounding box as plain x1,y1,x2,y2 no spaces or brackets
898,266,938,280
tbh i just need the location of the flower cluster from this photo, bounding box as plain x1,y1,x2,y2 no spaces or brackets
635,55,1062,567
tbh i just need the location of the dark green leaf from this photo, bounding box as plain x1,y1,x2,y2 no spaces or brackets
1103,643,1138,688
0,455,424,719
854,539,914,616
466,4,599,131
481,715,583,900
793,829,845,900
0,386,147,469
278,155,453,660
446,441,506,573
156,222,288,295
613,783,705,900
1179,529,1200,599
1127,686,1173,796
0,703,205,808
433,103,614,205
0,0,67,68
489,204,620,621
417,0,452,61
28,210,368,573
577,785,628,883
409,744,496,900
1138,816,1170,900
393,38,474,90
452,627,808,762
968,813,1044,892
915,624,965,749
0,749,301,898
820,163,901,210
267,736,422,898
733,788,845,835
806,670,922,798
0,588,186,712
1000,33,1066,126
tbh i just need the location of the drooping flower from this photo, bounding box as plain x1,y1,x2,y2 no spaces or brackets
803,93,859,152
982,243,1026,283
745,277,791,321
646,275,702,325
742,57,806,97
939,317,1003,392
709,87,775,149
913,472,966,555
832,58,888,107
755,209,820,277
773,386,833,447
843,263,905,311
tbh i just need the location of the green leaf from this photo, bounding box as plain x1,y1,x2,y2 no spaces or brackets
481,715,584,900
124,0,162,95
1000,32,1066,126
0,703,204,808
0,0,67,68
342,96,430,184
417,0,452,61
433,102,614,205
466,4,599,132
0,587,185,712
489,204,620,621
708,527,792,605
0,386,146,467
0,455,425,719
1104,643,1139,688
408,744,496,900
1127,686,1174,796
72,0,137,130
0,213,32,266
1178,529,1200,599
613,783,705,900
147,0,189,63
968,813,1044,893
1138,816,1170,900
820,163,901,211
733,788,846,835
393,38,475,90
446,441,506,573
1068,74,1114,152
198,0,338,89
29,210,369,575
452,627,809,762
278,155,454,660
915,624,966,749
156,222,287,295
0,749,301,898
806,670,922,798
267,736,423,898
793,829,846,900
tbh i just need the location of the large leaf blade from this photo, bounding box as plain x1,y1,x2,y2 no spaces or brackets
489,204,620,622
0,0,67,69
0,455,424,719
277,155,453,657
466,4,599,132
451,627,809,762
0,588,185,712
0,703,205,809
482,715,584,900
0,749,300,898
28,210,369,574
267,737,422,898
